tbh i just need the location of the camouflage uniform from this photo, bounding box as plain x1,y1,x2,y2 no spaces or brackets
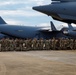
0,40,2,51
51,38,56,50
66,39,71,50
28,39,32,50
36,40,40,50
32,38,37,50
25,39,29,50
22,40,26,51
15,39,19,51
69,39,74,50
48,39,52,50
19,39,23,51
2,38,7,51
59,38,63,50
1,39,3,51
40,38,44,50
63,39,67,50
60,39,64,50
55,39,59,50
9,39,14,51
6,38,10,51
45,39,50,50
4,39,7,51
73,39,76,50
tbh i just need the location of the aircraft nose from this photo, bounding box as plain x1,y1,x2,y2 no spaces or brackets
33,5,49,14
33,6,42,11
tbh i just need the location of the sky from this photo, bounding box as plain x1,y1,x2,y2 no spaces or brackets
0,0,67,27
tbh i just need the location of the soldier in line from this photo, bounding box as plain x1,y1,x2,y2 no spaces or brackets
39,38,44,50
1,38,6,51
0,38,76,51
62,39,67,50
45,39,50,50
32,38,37,50
0,39,2,51
49,39,53,50
58,38,63,50
15,38,19,51
51,38,56,50
72,39,76,50
69,39,74,50
19,39,23,51
25,38,30,50
28,39,32,50
55,39,59,50
36,39,40,50
22,39,26,51
9,39,14,51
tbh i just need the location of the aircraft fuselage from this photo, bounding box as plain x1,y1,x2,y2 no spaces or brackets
33,2,76,23
0,25,70,39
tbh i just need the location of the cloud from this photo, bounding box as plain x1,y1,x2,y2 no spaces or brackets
0,0,51,25
30,0,45,5
38,23,50,27
0,10,45,17
6,19,22,25
0,0,51,6
30,0,51,5
0,0,48,17
0,0,29,6
6,18,29,25
6,18,50,27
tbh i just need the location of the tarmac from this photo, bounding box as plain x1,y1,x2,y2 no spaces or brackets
0,51,76,75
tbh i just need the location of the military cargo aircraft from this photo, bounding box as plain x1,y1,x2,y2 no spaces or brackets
33,0,76,24
0,17,71,39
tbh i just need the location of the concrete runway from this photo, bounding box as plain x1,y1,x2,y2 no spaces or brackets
0,51,76,75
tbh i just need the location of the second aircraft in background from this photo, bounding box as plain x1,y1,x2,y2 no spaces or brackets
0,17,76,39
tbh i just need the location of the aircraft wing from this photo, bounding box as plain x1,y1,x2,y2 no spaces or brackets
38,29,52,32
52,0,76,2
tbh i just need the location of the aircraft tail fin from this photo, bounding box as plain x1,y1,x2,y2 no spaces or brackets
50,21,57,31
0,17,7,24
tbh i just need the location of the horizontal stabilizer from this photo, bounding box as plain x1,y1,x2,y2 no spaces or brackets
68,24,74,30
50,21,57,31
0,17,6,24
